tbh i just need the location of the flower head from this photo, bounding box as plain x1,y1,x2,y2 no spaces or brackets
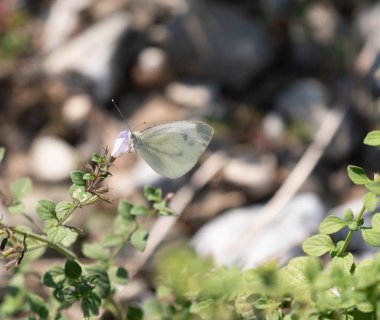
111,130,132,158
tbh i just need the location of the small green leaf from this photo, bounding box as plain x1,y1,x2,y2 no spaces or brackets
85,265,111,298
28,293,49,319
362,229,380,246
109,266,128,285
60,228,79,247
65,260,82,279
55,201,74,220
127,305,143,320
47,226,67,244
81,294,101,318
70,170,86,186
144,185,162,202
348,221,358,231
11,177,33,201
302,234,335,256
83,173,95,181
330,253,354,274
266,309,282,320
366,182,380,196
364,131,380,146
43,266,65,288
69,185,93,203
130,227,148,252
364,192,378,212
130,205,149,216
347,166,370,185
36,200,57,221
8,201,25,214
319,215,347,234
372,213,380,230
102,234,124,247
118,200,133,216
343,208,354,222
0,147,5,163
82,243,110,260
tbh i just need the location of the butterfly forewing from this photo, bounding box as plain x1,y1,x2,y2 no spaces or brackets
132,121,213,178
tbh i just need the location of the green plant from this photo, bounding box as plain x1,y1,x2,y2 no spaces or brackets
0,147,174,319
145,130,380,320
2,130,380,319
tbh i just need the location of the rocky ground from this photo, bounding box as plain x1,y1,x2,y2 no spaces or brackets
1,0,380,317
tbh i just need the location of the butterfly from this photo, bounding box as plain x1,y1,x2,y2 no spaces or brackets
111,121,214,179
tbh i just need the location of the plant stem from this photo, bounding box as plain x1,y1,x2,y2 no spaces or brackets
11,227,77,260
338,205,366,256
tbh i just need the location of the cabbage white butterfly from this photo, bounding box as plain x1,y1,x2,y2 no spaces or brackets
111,121,214,179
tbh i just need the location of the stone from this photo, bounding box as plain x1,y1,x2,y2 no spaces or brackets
30,136,77,182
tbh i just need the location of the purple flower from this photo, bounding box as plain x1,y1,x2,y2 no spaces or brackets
111,130,132,158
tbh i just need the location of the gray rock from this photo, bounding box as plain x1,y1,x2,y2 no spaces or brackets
355,3,380,74
165,80,219,114
274,78,329,133
222,148,277,199
159,0,273,88
43,12,131,100
192,193,325,269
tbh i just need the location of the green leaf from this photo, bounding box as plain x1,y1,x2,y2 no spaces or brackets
55,201,74,220
130,205,149,216
70,170,86,186
81,294,101,318
364,192,378,212
302,234,335,256
362,229,380,246
266,309,282,320
69,185,93,203
330,253,354,274
118,200,133,216
130,227,148,251
126,305,143,320
11,177,33,201
82,243,110,260
319,215,347,234
43,266,65,288
36,200,57,221
60,228,78,247
109,266,128,285
343,208,354,222
83,173,95,181
65,260,82,279
372,213,380,230
28,293,49,319
8,201,25,214
347,166,370,185
364,131,380,146
144,185,162,202
366,182,380,195
102,234,124,247
85,265,111,298
47,226,67,244
0,147,5,163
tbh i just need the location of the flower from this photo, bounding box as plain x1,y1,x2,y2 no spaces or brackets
111,130,132,158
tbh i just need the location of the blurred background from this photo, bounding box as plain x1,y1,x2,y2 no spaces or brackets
1,0,380,315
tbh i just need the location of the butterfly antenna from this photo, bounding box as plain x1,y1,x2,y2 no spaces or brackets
111,99,125,120
112,99,132,131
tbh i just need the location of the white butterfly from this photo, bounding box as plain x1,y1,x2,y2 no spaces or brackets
111,121,214,179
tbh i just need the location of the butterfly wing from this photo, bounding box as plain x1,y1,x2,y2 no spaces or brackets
132,121,213,178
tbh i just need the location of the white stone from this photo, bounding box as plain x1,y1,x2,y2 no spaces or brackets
62,95,92,125
30,136,77,182
192,193,325,268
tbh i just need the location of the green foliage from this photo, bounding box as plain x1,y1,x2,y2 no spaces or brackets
0,149,175,319
3,130,380,319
